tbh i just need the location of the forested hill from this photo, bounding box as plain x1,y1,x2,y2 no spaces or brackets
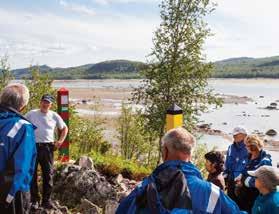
11,56,279,79
12,60,146,79
214,55,279,78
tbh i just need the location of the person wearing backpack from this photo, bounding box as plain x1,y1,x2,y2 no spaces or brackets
0,83,37,214
116,127,247,214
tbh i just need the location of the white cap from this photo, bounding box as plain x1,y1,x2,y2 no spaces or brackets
248,165,279,191
232,126,247,136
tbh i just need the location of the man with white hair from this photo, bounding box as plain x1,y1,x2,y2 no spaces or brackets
0,83,37,213
224,125,248,203
117,128,246,213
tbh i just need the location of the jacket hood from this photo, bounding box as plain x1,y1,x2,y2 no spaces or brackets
0,105,36,129
153,160,202,180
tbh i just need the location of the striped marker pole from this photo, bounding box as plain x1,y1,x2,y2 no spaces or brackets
166,104,183,131
57,88,70,162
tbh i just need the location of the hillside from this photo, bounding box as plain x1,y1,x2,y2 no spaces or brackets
11,55,279,79
214,55,279,78
12,60,145,79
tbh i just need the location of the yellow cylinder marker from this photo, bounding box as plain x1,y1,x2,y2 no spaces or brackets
166,104,183,131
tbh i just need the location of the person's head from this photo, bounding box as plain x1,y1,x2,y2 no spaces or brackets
232,126,247,143
248,165,279,195
40,94,54,113
204,151,224,174
0,83,30,112
244,134,264,155
161,127,196,162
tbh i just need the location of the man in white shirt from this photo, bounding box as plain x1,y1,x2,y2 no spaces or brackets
26,94,68,210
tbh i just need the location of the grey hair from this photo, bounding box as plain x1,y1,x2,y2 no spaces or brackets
0,83,30,110
162,127,196,155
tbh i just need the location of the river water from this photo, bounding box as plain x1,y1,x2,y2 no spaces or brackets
53,79,279,165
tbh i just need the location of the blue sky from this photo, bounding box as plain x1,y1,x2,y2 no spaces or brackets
0,0,279,69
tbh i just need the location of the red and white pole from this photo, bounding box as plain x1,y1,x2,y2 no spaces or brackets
57,88,70,162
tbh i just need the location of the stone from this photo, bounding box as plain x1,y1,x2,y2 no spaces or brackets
265,129,277,136
53,164,117,209
75,156,94,170
78,199,102,214
104,200,119,214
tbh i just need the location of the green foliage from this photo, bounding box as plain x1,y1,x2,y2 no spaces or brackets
0,56,13,90
132,0,222,142
192,143,208,177
70,110,110,157
89,151,151,181
117,103,158,167
24,66,56,113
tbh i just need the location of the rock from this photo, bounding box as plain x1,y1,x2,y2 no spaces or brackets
270,102,277,106
53,164,117,209
104,200,119,214
259,96,264,98
78,199,102,214
265,129,277,136
222,122,227,125
75,156,94,170
197,124,211,129
30,200,68,214
115,174,123,184
265,105,277,110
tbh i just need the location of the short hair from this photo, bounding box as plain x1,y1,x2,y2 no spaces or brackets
0,83,30,110
162,127,196,155
245,134,264,150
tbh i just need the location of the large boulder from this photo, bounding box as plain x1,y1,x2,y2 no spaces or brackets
53,164,117,209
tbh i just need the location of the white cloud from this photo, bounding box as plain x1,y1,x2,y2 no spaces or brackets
93,0,159,5
205,0,279,61
59,0,96,16
0,8,158,68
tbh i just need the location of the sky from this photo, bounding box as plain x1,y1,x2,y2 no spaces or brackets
0,0,278,69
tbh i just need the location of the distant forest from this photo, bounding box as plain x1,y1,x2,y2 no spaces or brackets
11,56,279,79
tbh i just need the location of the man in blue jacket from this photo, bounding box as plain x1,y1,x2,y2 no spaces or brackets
117,128,246,214
224,126,248,203
0,83,37,214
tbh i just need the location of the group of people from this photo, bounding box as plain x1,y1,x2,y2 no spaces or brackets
117,126,279,213
0,83,68,213
0,82,279,214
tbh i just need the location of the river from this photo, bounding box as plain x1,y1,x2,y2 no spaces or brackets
52,79,279,165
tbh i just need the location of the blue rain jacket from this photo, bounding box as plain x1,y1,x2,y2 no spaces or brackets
0,107,37,200
116,160,246,214
224,141,248,180
252,190,279,214
242,150,272,188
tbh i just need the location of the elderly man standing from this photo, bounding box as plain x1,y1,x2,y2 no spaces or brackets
117,128,246,213
26,94,68,209
224,126,248,204
0,83,37,214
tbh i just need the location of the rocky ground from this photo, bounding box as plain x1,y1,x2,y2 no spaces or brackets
31,156,138,214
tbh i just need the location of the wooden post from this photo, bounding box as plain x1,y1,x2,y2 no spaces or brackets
57,88,70,162
166,104,183,131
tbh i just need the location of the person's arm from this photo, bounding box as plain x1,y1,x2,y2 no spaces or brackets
54,112,68,148
243,155,272,188
6,120,36,203
223,145,232,181
55,126,68,148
